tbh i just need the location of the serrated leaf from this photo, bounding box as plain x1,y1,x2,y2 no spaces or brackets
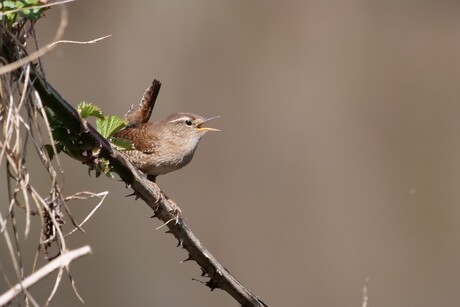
110,137,136,151
77,102,104,119
19,8,43,20
96,115,128,139
1,0,45,22
1,1,16,9
25,0,41,4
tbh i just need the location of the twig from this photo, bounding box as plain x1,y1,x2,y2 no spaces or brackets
1,4,102,305
47,34,112,48
64,191,108,236
0,6,111,77
0,212,27,302
32,74,267,306
0,246,92,306
0,5,68,76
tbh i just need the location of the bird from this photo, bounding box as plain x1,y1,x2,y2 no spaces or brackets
114,112,219,182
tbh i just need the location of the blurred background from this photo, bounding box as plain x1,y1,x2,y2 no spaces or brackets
2,0,460,306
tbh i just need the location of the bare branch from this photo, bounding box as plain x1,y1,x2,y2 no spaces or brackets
64,191,108,236
0,3,108,306
47,34,112,48
0,246,92,306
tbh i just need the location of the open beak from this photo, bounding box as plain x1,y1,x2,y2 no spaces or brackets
197,116,220,132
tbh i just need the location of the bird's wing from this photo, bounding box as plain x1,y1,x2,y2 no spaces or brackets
114,125,159,154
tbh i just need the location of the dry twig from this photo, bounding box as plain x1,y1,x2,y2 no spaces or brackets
0,246,92,306
0,2,111,305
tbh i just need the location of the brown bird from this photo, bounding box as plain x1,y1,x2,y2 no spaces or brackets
114,112,219,182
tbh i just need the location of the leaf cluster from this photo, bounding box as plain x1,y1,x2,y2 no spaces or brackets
77,102,135,151
0,0,47,24
45,102,134,178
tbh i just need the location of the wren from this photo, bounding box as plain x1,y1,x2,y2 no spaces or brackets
114,112,219,182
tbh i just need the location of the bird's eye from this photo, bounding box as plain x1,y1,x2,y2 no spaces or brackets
185,120,193,126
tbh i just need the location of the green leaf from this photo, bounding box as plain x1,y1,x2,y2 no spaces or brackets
98,158,113,178
77,102,104,119
110,137,135,151
46,101,130,178
96,115,128,139
0,0,46,22
1,1,16,9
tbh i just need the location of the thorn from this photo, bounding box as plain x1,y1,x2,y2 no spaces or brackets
125,192,137,198
176,237,183,247
192,278,206,285
200,268,207,277
150,212,157,218
206,279,219,291
119,180,131,188
180,254,194,263
165,230,172,234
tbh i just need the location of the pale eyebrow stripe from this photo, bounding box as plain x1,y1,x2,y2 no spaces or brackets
169,117,190,123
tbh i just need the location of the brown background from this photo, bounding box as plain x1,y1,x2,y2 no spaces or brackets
2,1,460,306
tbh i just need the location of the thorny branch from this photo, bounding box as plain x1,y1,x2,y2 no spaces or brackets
32,73,268,307
0,2,267,306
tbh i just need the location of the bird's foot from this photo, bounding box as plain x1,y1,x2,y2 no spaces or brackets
167,198,182,224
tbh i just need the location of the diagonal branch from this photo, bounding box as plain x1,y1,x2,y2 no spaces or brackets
31,73,267,307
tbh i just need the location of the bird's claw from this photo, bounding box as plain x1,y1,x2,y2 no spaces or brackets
168,198,182,224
